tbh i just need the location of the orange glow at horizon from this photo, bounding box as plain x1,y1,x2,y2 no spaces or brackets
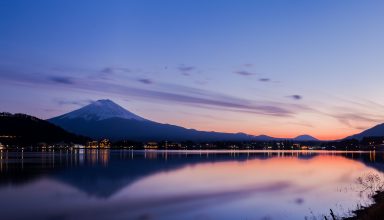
141,102,376,141
157,116,366,141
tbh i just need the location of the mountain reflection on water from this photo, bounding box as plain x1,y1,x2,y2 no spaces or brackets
0,150,383,220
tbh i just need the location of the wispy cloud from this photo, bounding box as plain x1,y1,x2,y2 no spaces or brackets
85,82,299,117
288,121,314,128
138,78,153,84
178,65,195,76
178,66,195,72
234,71,255,76
100,67,114,74
332,113,382,130
259,78,271,82
100,67,131,74
49,76,75,84
0,67,310,118
287,95,302,100
319,96,384,130
94,67,131,80
54,99,93,106
243,63,253,67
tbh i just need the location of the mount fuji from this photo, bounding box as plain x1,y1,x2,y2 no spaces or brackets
48,99,323,142
51,99,146,121
293,135,319,141
48,99,257,141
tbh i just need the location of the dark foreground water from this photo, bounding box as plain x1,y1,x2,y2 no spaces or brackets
0,149,383,220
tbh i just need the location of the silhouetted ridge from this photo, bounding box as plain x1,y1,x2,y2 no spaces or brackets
345,123,384,140
0,112,88,146
48,100,257,141
48,99,327,142
293,135,319,141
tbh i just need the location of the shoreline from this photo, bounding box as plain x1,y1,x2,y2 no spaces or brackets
344,191,384,220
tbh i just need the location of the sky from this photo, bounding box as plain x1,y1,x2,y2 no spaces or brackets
1,0,384,140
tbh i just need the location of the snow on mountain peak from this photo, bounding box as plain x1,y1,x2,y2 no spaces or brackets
58,99,147,121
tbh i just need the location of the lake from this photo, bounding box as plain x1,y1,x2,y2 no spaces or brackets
0,149,383,220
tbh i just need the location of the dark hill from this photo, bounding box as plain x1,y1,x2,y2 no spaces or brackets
345,123,384,140
0,112,88,146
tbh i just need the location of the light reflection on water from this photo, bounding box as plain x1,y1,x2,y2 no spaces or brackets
0,150,383,220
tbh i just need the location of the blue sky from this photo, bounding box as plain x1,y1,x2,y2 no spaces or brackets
1,0,384,139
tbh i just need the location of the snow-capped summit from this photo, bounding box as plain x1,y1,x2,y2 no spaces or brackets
54,99,146,121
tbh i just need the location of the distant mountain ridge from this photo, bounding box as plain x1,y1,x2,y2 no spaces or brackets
48,99,323,142
293,135,319,141
345,123,384,140
49,100,256,141
0,112,88,146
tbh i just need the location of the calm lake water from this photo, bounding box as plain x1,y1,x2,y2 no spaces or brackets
0,150,383,220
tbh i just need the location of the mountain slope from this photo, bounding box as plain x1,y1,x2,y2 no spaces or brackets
345,123,384,140
50,116,257,141
54,99,146,121
293,135,319,141
0,112,88,146
48,99,326,142
48,100,255,141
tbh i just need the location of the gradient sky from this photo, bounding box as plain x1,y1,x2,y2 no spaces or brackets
1,0,384,140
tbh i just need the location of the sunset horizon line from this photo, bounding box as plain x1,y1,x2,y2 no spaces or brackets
2,98,372,141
